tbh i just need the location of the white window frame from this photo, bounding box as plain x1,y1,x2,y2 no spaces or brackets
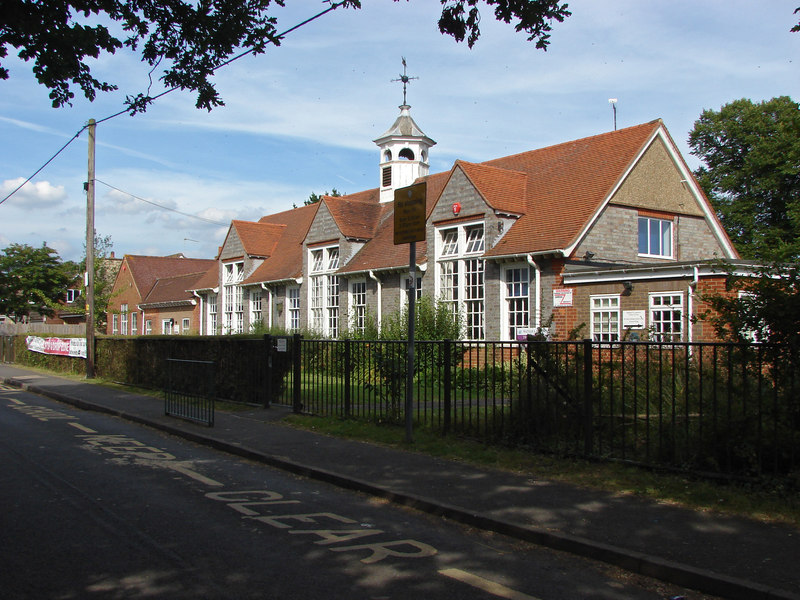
145,319,152,335
308,245,340,337
638,216,673,258
250,289,262,328
120,304,128,335
503,265,529,341
591,295,621,342
222,261,244,334
130,312,138,336
112,313,119,335
162,319,173,335
182,318,190,333
207,293,218,335
287,285,300,331
435,222,485,340
351,280,367,334
649,292,683,342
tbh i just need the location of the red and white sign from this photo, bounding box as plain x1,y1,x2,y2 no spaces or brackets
26,336,87,359
553,288,573,308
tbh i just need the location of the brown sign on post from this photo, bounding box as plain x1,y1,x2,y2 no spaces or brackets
393,182,427,245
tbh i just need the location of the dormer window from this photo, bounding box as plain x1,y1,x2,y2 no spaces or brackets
399,148,415,160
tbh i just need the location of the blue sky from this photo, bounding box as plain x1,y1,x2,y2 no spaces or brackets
1,1,798,262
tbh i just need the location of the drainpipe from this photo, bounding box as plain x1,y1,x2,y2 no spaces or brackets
688,266,699,345
261,283,271,329
526,255,542,330
369,270,382,333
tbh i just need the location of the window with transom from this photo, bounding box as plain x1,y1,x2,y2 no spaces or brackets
591,295,620,342
504,266,529,340
436,222,485,340
649,293,683,342
309,246,340,337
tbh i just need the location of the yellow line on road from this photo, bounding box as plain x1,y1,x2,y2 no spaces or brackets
167,463,224,487
69,422,97,433
5,398,24,405
439,568,542,600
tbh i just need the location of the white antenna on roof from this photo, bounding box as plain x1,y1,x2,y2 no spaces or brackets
608,98,618,130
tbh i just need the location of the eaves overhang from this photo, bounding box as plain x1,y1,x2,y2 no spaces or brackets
562,260,759,285
139,299,196,309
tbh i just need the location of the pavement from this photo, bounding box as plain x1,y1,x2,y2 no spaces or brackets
1,363,798,600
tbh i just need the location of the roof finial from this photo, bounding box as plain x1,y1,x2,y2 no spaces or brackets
391,57,418,106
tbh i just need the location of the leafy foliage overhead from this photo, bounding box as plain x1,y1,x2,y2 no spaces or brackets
688,96,800,261
1,0,570,112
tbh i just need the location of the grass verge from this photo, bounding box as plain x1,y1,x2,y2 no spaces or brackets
283,413,800,528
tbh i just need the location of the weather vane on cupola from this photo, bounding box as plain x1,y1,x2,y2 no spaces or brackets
391,57,418,105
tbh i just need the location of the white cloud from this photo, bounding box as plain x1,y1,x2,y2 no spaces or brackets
1,178,68,208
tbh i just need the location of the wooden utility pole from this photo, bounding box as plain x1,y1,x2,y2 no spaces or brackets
85,119,96,378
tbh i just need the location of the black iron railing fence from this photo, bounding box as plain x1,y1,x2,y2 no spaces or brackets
271,337,799,480
164,358,216,426
7,333,798,480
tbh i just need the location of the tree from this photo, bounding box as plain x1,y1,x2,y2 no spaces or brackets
59,234,119,330
0,243,73,322
1,0,570,112
700,261,800,356
688,97,800,261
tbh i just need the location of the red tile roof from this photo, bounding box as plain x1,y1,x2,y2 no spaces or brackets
140,271,208,306
231,220,286,257
218,121,697,280
341,121,662,272
484,121,661,256
323,190,383,240
241,203,320,285
123,255,217,299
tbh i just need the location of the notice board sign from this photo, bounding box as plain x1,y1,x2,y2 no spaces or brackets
394,182,427,245
553,288,573,308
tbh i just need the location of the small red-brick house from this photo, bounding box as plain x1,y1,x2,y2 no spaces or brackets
106,254,216,335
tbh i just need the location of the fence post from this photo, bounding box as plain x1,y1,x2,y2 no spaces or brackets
583,338,594,456
292,333,302,413
344,338,352,418
264,334,272,408
443,339,452,434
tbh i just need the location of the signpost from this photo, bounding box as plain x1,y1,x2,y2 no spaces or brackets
394,182,426,443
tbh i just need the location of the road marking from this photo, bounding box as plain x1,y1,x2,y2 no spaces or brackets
438,568,541,600
69,422,98,433
166,463,224,487
5,397,24,405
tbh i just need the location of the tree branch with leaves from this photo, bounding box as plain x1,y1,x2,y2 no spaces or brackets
1,0,570,112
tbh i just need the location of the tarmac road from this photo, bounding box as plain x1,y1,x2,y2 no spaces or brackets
0,384,716,600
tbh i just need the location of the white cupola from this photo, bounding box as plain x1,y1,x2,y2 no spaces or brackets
374,104,436,203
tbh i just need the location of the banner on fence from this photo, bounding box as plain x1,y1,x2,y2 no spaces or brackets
25,336,86,359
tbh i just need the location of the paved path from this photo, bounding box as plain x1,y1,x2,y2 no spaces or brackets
1,364,797,600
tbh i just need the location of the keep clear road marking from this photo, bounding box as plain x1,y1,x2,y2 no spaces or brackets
166,463,224,487
439,568,542,600
4,402,225,488
69,422,97,433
